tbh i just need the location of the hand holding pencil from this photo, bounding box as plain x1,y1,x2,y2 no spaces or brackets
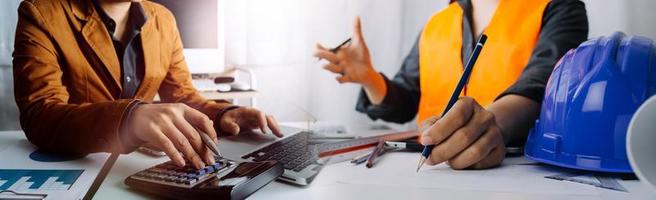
416,35,506,171
417,97,506,170
313,16,388,104
314,16,376,84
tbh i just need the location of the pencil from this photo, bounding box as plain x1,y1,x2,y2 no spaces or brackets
351,152,371,165
416,34,488,172
352,144,393,165
196,127,223,160
366,140,386,168
330,38,352,53
317,38,352,62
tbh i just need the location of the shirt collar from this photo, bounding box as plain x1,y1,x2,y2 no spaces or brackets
91,0,148,37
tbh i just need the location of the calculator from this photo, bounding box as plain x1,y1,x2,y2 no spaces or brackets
125,158,283,199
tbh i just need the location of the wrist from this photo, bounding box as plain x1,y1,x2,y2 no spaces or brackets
214,105,241,135
360,67,380,88
120,100,146,153
487,95,541,146
362,69,387,105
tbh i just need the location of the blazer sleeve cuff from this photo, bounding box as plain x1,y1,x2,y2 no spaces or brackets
116,99,146,153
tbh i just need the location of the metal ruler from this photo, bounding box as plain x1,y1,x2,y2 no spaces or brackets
316,130,418,157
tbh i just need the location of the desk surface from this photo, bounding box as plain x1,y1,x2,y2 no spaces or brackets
96,155,655,200
2,126,655,200
95,121,656,200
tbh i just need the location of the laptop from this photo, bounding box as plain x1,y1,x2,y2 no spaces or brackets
220,126,418,186
219,127,324,186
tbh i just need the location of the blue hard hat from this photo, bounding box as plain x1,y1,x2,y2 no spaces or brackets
525,32,656,173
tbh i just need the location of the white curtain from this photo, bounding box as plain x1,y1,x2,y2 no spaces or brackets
223,0,444,126
223,0,656,126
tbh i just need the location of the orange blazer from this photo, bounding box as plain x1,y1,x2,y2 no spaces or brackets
12,0,231,154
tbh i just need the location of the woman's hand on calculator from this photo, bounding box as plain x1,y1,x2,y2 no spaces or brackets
129,103,218,169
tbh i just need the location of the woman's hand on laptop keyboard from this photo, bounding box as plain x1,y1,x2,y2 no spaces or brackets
218,107,283,138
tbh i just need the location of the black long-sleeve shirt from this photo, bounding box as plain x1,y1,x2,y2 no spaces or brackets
356,0,589,124
92,0,148,151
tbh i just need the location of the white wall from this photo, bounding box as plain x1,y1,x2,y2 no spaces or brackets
224,0,446,127
228,0,656,128
583,0,656,40
0,0,21,130
0,0,20,65
1,0,655,130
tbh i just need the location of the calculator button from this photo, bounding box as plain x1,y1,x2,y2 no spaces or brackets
149,168,166,174
175,178,184,184
162,176,176,182
215,162,223,166
203,166,213,173
184,173,197,179
144,172,158,178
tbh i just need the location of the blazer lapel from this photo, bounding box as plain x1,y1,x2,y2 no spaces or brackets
75,1,123,91
136,4,164,98
136,8,161,98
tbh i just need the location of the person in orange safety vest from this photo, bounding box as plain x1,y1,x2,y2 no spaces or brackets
314,0,588,169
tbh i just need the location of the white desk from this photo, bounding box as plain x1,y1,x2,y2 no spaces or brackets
2,128,654,200
94,122,655,200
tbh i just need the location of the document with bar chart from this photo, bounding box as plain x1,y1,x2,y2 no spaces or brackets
0,169,84,191
0,134,111,199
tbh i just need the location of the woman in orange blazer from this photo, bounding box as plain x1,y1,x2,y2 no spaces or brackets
12,0,281,169
315,0,588,169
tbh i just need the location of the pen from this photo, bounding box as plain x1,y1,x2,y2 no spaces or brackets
196,127,223,160
385,141,423,152
366,140,386,168
351,152,372,165
317,38,352,61
351,144,393,165
416,34,488,172
330,38,352,53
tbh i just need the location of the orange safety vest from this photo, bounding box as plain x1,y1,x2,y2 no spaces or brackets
417,0,549,123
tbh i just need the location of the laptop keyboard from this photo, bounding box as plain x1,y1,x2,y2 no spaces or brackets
241,131,318,172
